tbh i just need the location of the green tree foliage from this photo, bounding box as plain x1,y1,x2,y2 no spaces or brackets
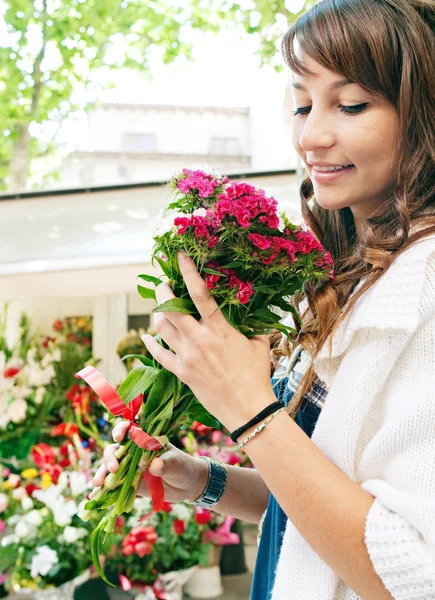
0,0,313,191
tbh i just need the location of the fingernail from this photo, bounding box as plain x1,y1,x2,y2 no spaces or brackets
141,334,151,345
177,251,187,263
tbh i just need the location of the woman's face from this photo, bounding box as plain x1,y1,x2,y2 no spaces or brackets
291,51,400,228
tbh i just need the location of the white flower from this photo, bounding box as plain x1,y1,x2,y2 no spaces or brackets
63,526,88,544
22,496,34,511
35,386,46,405
147,209,187,237
12,487,27,500
0,492,8,513
170,503,191,521
192,207,207,217
30,546,59,578
24,509,43,527
51,349,61,362
69,472,88,497
7,398,27,423
10,386,32,400
133,497,152,516
15,521,31,539
278,216,285,232
54,500,77,527
7,474,21,487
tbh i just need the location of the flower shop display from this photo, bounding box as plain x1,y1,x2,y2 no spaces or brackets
117,327,156,372
0,446,96,598
77,168,334,583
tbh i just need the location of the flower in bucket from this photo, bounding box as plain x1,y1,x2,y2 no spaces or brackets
77,168,334,584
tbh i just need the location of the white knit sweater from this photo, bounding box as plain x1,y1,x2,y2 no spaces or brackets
271,234,435,600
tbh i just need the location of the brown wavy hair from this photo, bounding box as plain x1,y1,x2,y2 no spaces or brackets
271,0,435,419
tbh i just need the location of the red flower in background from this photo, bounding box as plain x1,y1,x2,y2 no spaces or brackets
3,366,20,378
51,423,79,438
195,507,213,525
32,444,56,468
122,526,158,557
191,421,212,436
173,519,186,535
53,319,63,332
66,383,95,415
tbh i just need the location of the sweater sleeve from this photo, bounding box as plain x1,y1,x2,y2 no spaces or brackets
357,312,435,600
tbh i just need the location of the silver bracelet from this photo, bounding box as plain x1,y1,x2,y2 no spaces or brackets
238,407,286,449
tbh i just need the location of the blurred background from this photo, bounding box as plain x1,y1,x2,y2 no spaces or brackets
0,1,315,599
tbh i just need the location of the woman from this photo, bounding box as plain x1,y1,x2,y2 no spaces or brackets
92,1,435,598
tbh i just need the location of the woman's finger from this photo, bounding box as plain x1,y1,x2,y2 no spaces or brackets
103,443,120,472
155,280,200,337
88,486,101,500
92,464,108,487
153,313,183,351
113,421,130,443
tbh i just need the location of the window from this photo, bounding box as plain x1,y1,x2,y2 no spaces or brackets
123,133,156,153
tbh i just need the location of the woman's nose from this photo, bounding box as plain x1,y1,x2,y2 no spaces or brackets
299,110,335,152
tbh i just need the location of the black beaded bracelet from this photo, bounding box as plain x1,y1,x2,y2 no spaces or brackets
230,400,285,443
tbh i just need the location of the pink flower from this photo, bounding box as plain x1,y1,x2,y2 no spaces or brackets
205,273,220,289
234,210,251,228
173,216,191,234
267,214,280,229
228,275,241,289
248,233,271,250
295,230,323,254
262,253,278,266
207,236,220,248
236,282,254,305
315,251,334,268
211,430,223,443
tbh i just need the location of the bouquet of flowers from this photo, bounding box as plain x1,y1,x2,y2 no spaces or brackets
77,168,334,583
104,498,208,589
0,448,94,594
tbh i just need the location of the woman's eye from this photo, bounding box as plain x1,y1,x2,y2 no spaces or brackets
293,106,311,116
293,102,369,116
340,102,369,114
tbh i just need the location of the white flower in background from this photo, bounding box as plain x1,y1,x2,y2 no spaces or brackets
278,216,286,232
133,497,152,515
22,496,34,511
192,207,207,217
0,351,5,372
0,492,8,513
30,545,59,578
69,472,88,497
63,526,88,544
33,485,77,527
170,503,191,521
50,348,61,362
53,500,77,527
7,398,27,423
7,474,20,487
147,209,188,237
12,487,27,500
10,386,32,400
15,520,32,539
0,397,9,429
35,386,46,405
24,509,43,527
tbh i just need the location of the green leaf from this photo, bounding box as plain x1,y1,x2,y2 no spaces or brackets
137,285,157,301
145,369,177,418
250,308,282,324
137,273,163,287
121,354,154,368
91,519,115,587
153,298,196,314
117,365,161,406
153,255,172,278
219,261,243,268
221,306,242,333
269,300,302,326
202,267,226,277
187,400,221,428
0,542,18,572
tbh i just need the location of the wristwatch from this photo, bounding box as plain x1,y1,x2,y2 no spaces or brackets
187,457,228,508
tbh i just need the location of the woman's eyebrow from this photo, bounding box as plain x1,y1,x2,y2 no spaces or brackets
292,77,354,92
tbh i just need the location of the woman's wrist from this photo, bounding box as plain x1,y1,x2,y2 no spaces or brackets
187,456,211,502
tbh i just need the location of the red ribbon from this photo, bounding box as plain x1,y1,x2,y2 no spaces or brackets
76,365,165,512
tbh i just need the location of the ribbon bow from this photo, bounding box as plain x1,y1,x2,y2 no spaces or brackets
205,516,240,545
76,365,166,512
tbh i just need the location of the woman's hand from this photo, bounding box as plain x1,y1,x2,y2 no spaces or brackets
89,421,209,503
142,253,276,432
